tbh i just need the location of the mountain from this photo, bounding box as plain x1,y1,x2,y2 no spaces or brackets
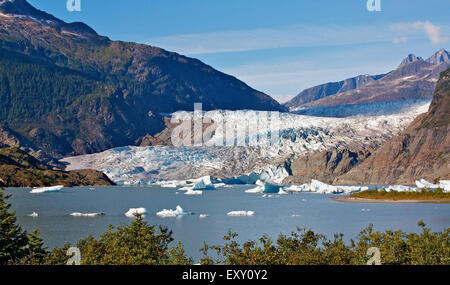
284,74,385,108
285,49,450,109
0,147,114,187
426,48,450,65
398,54,423,68
334,67,450,185
0,0,283,157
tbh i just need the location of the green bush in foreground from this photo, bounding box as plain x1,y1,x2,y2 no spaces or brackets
45,215,192,265
199,223,450,265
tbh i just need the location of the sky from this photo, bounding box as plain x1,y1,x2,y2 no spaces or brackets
29,0,450,103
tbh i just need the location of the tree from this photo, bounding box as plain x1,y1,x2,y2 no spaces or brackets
49,215,193,265
0,188,29,264
26,230,48,265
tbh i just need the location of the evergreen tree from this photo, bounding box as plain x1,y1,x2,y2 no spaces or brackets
0,188,29,264
26,230,48,265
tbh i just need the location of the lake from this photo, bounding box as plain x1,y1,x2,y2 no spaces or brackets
5,186,450,262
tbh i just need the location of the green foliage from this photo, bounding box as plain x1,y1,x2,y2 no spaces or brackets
48,215,192,265
349,188,450,201
0,188,49,264
25,230,48,265
0,188,29,264
200,224,450,265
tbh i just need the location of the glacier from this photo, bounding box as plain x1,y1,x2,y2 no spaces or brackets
61,102,430,186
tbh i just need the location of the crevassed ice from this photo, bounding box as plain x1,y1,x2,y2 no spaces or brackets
61,103,430,185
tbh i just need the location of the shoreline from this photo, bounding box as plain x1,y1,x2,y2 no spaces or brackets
332,196,450,204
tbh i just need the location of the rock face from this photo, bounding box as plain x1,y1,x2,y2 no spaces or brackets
0,147,114,187
0,0,283,158
0,125,64,168
285,49,450,109
284,74,385,108
334,68,450,185
282,149,372,185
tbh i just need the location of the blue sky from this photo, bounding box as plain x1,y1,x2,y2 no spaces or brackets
29,0,450,103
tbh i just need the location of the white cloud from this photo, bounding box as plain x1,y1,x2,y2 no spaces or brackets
390,21,449,45
146,24,392,55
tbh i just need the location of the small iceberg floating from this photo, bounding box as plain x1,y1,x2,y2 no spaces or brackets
125,207,147,217
70,212,105,217
28,211,38,218
227,211,255,216
184,189,203,195
29,185,63,194
156,205,192,218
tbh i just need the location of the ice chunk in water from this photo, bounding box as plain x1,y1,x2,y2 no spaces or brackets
156,205,192,217
30,185,63,194
227,211,255,216
125,208,147,217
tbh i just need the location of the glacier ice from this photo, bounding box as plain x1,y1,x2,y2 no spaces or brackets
440,180,450,192
384,185,415,192
227,211,255,216
29,185,64,194
156,205,192,217
61,102,429,185
125,208,147,217
415,179,440,189
284,180,368,194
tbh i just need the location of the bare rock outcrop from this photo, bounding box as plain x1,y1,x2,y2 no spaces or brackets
334,68,450,185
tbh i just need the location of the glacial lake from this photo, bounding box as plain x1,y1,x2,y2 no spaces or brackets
5,186,450,262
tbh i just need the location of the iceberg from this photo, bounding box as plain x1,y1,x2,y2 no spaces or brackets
384,185,415,192
125,207,147,217
245,185,264,193
184,189,203,195
29,185,63,194
192,176,216,190
227,211,255,216
440,180,450,192
70,212,105,217
278,188,288,195
156,205,192,217
28,211,38,218
284,180,367,194
415,179,440,189
159,181,179,188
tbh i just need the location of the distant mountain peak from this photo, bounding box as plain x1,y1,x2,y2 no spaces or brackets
426,48,450,65
0,0,97,36
398,54,424,68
